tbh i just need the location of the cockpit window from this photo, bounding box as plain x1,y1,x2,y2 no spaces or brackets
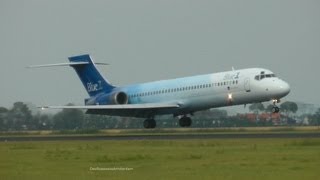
254,73,276,81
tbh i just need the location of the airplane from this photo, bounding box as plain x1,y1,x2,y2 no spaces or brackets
30,54,290,128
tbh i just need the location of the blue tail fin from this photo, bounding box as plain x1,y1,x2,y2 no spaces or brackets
68,54,115,97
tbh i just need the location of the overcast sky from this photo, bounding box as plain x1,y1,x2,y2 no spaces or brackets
0,0,319,108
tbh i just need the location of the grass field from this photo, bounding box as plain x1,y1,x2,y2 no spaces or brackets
1,126,320,137
1,138,320,180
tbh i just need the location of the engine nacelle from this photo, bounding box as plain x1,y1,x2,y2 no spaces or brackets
89,91,129,105
109,91,128,105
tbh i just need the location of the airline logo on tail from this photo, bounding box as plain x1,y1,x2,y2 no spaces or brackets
87,81,103,93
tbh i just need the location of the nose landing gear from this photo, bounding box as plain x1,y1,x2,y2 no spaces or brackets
272,106,280,113
272,99,280,113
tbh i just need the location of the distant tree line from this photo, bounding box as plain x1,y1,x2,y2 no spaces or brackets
0,101,319,131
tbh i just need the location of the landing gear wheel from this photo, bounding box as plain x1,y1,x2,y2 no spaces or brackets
143,119,156,129
179,117,192,127
272,106,280,113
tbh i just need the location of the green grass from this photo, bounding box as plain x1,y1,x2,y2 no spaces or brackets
1,139,320,180
1,126,320,137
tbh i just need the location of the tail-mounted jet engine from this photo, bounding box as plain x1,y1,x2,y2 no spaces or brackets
87,91,129,105
109,91,128,105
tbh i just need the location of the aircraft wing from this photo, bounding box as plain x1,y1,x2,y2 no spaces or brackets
40,103,180,118
41,103,179,110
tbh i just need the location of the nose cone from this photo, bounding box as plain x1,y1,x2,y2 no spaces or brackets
279,81,290,97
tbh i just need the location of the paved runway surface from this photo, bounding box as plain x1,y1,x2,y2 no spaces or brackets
1,133,320,142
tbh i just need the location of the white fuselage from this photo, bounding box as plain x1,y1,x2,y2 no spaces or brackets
112,68,290,117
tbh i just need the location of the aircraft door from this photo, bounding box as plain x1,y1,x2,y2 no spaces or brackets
244,78,251,92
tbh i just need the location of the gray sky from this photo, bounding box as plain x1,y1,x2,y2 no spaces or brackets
0,0,319,108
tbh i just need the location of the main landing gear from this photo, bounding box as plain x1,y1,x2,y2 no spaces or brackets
179,116,192,127
143,116,193,128
143,118,156,129
272,99,280,113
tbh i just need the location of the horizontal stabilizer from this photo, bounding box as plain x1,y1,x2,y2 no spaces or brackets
27,62,108,68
